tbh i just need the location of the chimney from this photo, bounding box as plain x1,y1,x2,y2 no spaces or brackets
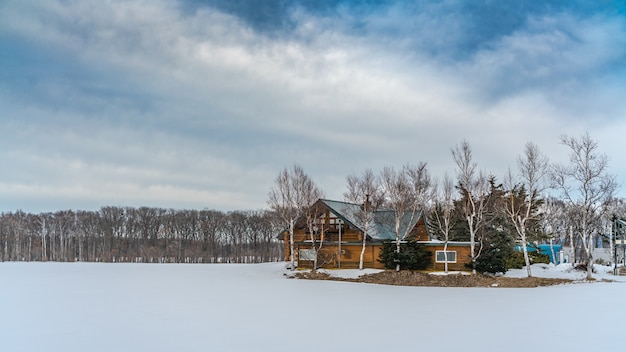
362,194,371,211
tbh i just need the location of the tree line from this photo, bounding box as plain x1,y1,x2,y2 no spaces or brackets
0,207,284,264
268,133,625,277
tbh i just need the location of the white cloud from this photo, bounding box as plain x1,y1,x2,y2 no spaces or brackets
1,1,625,212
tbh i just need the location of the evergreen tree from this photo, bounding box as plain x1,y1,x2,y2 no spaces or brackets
471,176,515,274
378,239,432,270
472,227,514,274
379,240,395,269
402,241,432,270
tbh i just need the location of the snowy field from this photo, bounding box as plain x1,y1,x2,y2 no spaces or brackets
1,262,625,352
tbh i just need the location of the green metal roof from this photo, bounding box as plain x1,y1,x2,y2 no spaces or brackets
319,199,426,241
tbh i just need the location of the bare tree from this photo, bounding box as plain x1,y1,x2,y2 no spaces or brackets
452,140,490,275
302,178,325,271
267,164,321,270
431,174,455,272
552,133,618,279
381,163,431,271
540,197,569,264
604,198,626,267
503,142,550,277
344,169,384,270
199,210,223,263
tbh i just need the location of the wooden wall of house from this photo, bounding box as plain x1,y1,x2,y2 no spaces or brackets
294,242,386,270
332,244,385,269
409,217,430,241
423,244,472,271
283,227,363,265
282,219,472,272
286,237,472,271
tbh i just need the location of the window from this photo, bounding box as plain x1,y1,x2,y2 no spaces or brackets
435,250,456,263
298,249,316,261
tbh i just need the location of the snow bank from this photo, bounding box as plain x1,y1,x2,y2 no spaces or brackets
316,268,383,279
504,263,626,281
429,271,472,276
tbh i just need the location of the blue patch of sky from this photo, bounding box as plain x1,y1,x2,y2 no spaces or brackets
180,0,626,60
0,37,76,97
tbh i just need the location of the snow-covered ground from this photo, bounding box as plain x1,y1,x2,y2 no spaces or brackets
1,262,625,352
317,262,626,281
506,262,626,281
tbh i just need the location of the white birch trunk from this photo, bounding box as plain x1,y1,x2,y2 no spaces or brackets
359,220,369,270
289,220,295,270
608,221,614,268
583,230,594,280
569,226,575,265
359,237,366,270
443,241,449,273
520,233,531,277
395,224,401,272
468,215,477,275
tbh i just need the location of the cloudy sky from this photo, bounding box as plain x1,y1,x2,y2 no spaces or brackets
1,0,625,213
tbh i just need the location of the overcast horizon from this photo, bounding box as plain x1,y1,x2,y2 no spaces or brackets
2,0,626,213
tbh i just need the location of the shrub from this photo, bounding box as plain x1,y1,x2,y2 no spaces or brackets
506,251,525,270
506,249,551,270
378,240,432,270
529,251,550,264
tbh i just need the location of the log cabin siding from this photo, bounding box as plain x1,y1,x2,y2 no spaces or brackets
294,242,386,269
284,227,364,265
412,220,430,241
288,241,472,271
422,244,473,271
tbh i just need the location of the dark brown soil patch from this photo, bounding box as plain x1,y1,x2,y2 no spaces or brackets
294,270,576,288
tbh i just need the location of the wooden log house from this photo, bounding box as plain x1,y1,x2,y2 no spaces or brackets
278,199,472,271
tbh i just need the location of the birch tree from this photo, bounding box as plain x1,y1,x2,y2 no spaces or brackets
431,174,455,272
452,140,490,275
551,133,618,279
268,164,321,270
302,179,325,271
344,169,384,270
503,142,549,277
604,198,626,267
381,163,431,272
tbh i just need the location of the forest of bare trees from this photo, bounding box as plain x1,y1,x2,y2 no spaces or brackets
0,207,283,264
